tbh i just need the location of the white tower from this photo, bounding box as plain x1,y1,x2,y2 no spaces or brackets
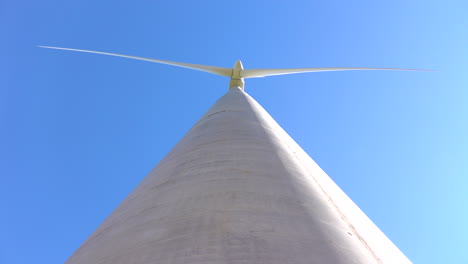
40,46,422,263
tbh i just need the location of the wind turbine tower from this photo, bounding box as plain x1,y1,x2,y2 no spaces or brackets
41,46,425,264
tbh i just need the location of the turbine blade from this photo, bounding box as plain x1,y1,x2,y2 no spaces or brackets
241,67,432,78
38,46,232,77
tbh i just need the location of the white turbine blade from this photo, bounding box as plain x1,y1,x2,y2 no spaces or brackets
38,46,232,77
241,67,431,78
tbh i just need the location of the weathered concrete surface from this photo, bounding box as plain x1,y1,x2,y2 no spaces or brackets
66,87,411,264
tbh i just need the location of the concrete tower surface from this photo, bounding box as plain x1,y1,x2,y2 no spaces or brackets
65,87,411,264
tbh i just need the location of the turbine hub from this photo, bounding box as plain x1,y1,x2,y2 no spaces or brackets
230,60,245,90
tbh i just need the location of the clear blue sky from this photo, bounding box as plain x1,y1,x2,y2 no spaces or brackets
1,0,467,263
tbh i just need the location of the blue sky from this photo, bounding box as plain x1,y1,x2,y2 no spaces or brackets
1,0,467,263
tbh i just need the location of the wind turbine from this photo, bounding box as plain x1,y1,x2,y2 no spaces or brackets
40,45,426,264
